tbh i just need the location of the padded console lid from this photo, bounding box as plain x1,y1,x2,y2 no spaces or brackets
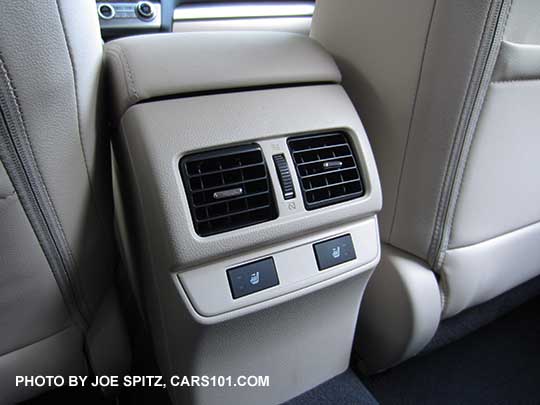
105,31,341,117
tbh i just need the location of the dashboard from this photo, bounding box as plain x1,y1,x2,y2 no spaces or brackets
95,1,315,39
96,1,165,38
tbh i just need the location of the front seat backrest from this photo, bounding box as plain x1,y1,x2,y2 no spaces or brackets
312,0,540,371
0,1,130,402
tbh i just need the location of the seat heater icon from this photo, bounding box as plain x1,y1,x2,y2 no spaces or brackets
331,246,341,259
249,272,260,285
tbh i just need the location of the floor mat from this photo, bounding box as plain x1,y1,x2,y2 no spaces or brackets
361,296,540,405
286,369,378,405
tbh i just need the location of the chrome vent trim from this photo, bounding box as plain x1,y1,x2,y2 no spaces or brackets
173,2,314,21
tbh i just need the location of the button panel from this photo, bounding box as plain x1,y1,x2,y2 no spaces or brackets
227,258,279,299
313,234,356,270
96,2,161,32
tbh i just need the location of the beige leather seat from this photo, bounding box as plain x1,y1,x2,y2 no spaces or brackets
0,1,130,402
311,0,540,372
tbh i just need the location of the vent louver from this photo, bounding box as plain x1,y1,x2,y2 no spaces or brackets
180,144,278,236
288,133,365,210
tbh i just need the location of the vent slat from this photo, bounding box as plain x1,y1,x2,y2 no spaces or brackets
189,175,268,193
295,154,354,167
180,144,277,236
303,178,360,192
291,143,349,154
301,166,358,180
192,190,269,208
195,204,272,223
288,133,365,210
188,161,265,179
305,191,363,206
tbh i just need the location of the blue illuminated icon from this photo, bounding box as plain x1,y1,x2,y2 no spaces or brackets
332,246,341,259
249,272,260,285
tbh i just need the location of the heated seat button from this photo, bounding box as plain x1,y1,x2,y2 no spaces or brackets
227,257,279,299
313,234,356,270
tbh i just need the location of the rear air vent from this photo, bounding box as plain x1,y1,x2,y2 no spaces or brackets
288,132,364,210
180,144,277,236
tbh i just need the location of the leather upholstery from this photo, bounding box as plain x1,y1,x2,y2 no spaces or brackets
312,0,540,371
0,1,129,402
493,41,540,81
104,31,341,118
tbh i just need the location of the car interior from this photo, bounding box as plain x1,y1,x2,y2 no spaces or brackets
1,0,539,404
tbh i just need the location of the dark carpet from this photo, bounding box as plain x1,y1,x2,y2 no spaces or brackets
286,369,377,405
361,295,540,405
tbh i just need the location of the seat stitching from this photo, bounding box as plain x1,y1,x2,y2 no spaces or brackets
426,5,493,268
0,54,87,328
436,0,514,271
0,56,72,268
428,0,513,271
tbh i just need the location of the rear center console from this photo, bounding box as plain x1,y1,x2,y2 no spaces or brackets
106,31,382,404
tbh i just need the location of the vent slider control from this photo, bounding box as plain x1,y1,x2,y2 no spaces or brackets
213,188,244,200
323,161,343,170
273,154,296,200
180,144,278,236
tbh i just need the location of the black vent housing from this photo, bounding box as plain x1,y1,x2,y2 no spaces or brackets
180,144,278,236
288,132,365,210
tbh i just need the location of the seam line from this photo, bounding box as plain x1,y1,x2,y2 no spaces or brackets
388,0,438,242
